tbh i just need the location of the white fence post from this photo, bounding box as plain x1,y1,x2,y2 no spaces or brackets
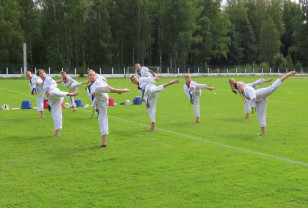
177,68,180,74
278,68,280,74
48,67,51,75
167,68,169,74
21,67,23,75
61,67,63,72
124,67,125,74
286,68,288,73
253,68,254,74
245,68,246,74
74,67,76,75
207,68,209,75
198,67,200,74
6,67,8,74
270,68,271,74
112,67,114,74
301,68,303,74
35,67,37,74
100,68,102,74
236,67,237,74
262,67,264,74
227,68,228,74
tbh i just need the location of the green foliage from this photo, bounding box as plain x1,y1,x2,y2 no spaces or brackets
0,0,307,68
273,52,287,70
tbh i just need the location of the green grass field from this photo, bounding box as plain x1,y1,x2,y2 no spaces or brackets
0,76,307,207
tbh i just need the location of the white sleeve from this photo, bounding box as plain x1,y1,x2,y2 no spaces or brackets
248,78,265,89
141,66,151,77
139,76,155,89
190,81,197,88
68,76,77,84
244,87,256,100
183,84,190,99
36,77,43,86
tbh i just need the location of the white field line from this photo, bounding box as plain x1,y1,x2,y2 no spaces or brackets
78,108,308,167
2,87,308,167
0,87,33,98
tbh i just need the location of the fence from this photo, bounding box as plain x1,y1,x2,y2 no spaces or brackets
0,65,307,78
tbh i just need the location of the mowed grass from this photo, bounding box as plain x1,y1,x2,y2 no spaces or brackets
0,76,307,208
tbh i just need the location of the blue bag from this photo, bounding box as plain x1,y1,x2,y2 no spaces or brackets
21,100,32,109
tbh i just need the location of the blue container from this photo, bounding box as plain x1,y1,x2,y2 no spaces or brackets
21,100,32,109
133,96,142,105
75,99,83,107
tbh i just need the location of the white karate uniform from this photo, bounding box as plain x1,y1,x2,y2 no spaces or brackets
91,79,110,136
62,76,83,107
183,81,207,118
140,76,164,123
43,77,68,130
243,78,266,114
243,79,282,127
29,75,44,111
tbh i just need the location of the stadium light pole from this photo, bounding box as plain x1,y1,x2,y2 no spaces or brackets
23,42,27,76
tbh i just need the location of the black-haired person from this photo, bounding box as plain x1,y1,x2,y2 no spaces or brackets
131,75,179,131
237,71,296,135
37,69,78,136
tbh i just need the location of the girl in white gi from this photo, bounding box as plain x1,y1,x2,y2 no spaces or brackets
37,69,78,136
131,75,179,131
88,71,130,147
56,71,89,112
184,74,216,123
26,71,44,118
229,78,273,118
237,71,297,135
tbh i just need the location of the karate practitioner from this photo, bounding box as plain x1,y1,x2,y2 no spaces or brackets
88,70,130,147
184,74,216,123
26,71,44,118
135,63,157,78
237,71,297,135
229,78,273,118
37,69,78,136
56,71,88,112
131,75,179,131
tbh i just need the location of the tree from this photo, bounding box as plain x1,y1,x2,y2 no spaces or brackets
259,17,281,64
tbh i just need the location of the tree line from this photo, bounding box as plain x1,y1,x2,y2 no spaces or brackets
0,0,307,72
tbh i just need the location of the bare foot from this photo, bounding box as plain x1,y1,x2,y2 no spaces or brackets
40,115,45,118
265,78,273,82
53,133,60,136
288,71,297,76
149,127,156,131
208,87,216,91
195,118,200,123
245,114,250,119
100,143,107,147
73,107,77,112
257,132,266,136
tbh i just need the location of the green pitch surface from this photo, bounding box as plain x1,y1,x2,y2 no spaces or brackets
0,76,307,207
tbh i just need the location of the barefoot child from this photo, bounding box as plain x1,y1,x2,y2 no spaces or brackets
131,75,179,130
88,70,130,147
184,74,216,123
237,71,297,135
26,71,45,118
56,71,88,112
37,69,78,136
229,78,273,118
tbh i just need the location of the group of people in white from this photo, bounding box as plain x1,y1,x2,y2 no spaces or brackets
25,64,297,146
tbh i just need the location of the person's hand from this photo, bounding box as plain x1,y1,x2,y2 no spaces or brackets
92,92,96,97
254,99,260,103
46,90,51,98
190,87,195,92
154,78,159,82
